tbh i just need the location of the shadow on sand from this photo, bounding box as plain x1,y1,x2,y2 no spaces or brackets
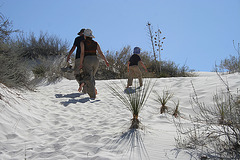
55,93,100,107
124,87,141,94
55,93,83,99
105,128,150,160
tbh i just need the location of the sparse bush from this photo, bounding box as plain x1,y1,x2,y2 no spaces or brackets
0,13,18,43
150,60,194,78
175,76,240,159
98,46,131,79
12,32,68,86
29,54,67,85
0,13,29,88
218,54,240,73
0,51,30,88
15,32,68,59
216,40,240,73
154,89,174,114
96,62,118,80
154,89,180,117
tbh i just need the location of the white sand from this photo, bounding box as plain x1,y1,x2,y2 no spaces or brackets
0,72,239,160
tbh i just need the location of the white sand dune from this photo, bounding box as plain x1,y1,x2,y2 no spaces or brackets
0,72,239,160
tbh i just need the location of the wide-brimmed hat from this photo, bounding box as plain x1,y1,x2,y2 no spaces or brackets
83,29,95,38
133,47,141,54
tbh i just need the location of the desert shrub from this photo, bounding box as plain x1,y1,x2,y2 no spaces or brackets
98,46,131,79
96,61,119,80
154,89,181,117
0,50,30,89
29,54,67,85
217,54,240,73
0,13,30,88
15,32,68,59
215,41,240,73
175,77,240,159
0,13,18,43
12,32,69,85
149,60,194,78
0,32,68,88
154,89,173,114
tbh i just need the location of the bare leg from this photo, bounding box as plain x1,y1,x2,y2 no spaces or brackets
95,88,97,95
78,83,85,92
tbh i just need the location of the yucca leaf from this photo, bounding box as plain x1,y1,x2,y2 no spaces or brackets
107,79,154,118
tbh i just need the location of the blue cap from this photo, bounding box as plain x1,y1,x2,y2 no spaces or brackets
133,47,140,54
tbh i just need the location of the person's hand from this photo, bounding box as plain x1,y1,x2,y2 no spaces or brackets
79,64,83,69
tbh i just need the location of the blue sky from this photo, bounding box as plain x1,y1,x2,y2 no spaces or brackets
1,0,240,71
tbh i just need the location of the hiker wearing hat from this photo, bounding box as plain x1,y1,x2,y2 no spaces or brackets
79,29,109,99
126,47,148,88
67,28,86,92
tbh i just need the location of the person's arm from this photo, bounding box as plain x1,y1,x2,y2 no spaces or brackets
127,61,130,72
79,42,85,69
97,43,109,67
139,61,148,72
67,45,76,62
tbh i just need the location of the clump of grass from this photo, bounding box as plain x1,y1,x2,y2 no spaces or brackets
32,65,47,77
172,100,180,118
108,79,154,129
154,89,174,114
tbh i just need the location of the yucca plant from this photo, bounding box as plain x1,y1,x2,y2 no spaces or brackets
108,79,154,129
172,100,180,118
154,89,173,114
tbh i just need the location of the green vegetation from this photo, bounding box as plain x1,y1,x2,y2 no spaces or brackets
108,79,154,129
154,89,174,114
215,40,240,73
